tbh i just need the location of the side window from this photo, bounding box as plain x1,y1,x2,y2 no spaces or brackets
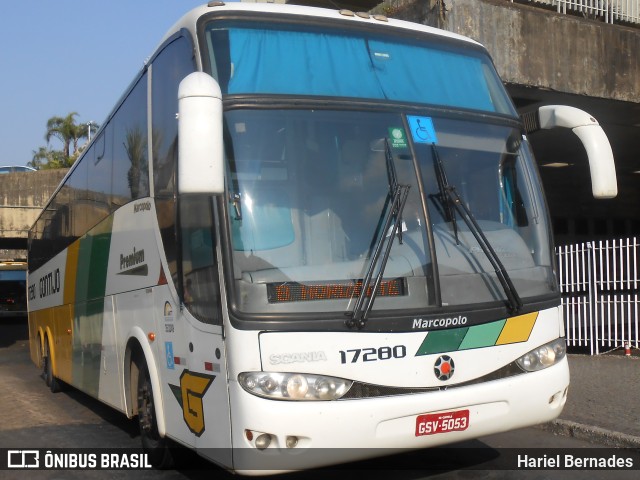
49,179,72,253
67,154,89,238
112,72,149,207
151,35,196,282
29,66,149,273
500,157,529,228
29,211,52,272
87,125,113,227
180,196,221,325
153,36,195,197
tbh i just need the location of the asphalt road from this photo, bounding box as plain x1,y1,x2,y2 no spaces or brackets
1,317,638,480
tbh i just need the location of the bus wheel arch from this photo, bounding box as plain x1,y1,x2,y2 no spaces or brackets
125,338,144,418
124,330,166,435
126,336,173,468
42,333,62,393
35,328,45,369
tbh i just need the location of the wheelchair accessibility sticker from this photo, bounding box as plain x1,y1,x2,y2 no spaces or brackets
407,116,438,144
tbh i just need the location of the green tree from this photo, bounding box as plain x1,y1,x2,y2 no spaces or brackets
45,112,82,159
33,112,99,169
28,147,66,170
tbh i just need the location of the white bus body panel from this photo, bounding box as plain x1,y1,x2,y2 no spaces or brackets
218,307,568,471
256,308,560,386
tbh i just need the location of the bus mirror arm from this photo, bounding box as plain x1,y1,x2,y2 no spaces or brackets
535,105,618,199
177,72,225,195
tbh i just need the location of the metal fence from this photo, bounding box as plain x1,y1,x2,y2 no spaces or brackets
514,0,640,26
556,238,640,354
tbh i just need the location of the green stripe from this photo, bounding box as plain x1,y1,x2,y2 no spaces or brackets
416,327,468,355
76,217,113,302
72,217,114,396
415,315,539,356
459,320,506,350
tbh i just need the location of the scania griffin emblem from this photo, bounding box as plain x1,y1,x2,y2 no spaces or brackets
434,355,455,381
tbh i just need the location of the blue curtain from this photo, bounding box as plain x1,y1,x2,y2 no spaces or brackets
226,28,497,113
228,29,384,98
367,39,495,111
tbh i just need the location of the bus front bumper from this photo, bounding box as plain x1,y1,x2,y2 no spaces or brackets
226,357,569,473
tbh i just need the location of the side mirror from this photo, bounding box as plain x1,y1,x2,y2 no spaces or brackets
535,105,618,199
178,72,224,194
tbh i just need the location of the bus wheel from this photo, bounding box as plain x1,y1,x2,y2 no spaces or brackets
137,359,174,468
43,339,62,393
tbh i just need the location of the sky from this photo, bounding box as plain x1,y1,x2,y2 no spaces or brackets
0,0,241,167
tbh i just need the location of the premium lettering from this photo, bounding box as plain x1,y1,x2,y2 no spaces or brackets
120,248,145,271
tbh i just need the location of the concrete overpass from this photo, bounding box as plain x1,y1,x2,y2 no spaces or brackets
0,170,67,257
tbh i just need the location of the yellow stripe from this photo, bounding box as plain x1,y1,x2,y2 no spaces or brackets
29,241,81,382
56,240,80,383
496,312,538,345
63,240,80,305
51,304,73,383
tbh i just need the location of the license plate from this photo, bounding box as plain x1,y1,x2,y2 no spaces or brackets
415,409,469,436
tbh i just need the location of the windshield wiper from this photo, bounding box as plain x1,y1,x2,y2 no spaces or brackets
431,144,459,244
346,138,410,329
431,143,523,314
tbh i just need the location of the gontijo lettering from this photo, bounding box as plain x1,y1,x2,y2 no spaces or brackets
39,268,61,298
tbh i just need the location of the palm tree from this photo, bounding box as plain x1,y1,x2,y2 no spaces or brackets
28,147,50,170
37,113,99,169
45,112,79,159
45,112,97,159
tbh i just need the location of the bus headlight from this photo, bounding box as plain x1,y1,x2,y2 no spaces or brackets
516,338,566,372
238,372,353,401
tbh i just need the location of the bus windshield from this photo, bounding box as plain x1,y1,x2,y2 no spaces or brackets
223,109,556,316
203,18,555,318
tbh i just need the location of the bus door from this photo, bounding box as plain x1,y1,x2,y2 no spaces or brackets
178,196,232,465
184,318,231,466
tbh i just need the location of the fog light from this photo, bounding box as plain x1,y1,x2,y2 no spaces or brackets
255,433,271,450
285,436,298,448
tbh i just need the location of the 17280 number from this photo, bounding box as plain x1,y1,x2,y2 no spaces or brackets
339,345,406,364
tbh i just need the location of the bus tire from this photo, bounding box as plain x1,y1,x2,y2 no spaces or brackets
136,358,174,468
43,338,62,393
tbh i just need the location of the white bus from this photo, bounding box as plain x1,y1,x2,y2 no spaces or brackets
27,1,617,473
